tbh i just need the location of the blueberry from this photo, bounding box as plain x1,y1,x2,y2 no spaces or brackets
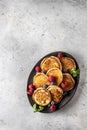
62,68,68,73
41,70,46,74
43,85,48,89
51,101,55,105
51,82,56,85
63,92,68,97
48,103,51,107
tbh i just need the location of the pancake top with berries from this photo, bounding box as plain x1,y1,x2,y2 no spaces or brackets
46,68,63,85
33,73,50,89
62,73,75,91
32,88,51,106
40,56,62,72
60,57,76,73
47,85,63,103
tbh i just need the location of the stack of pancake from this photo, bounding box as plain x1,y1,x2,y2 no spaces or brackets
32,55,76,106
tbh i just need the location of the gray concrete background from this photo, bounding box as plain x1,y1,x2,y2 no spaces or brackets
0,0,87,130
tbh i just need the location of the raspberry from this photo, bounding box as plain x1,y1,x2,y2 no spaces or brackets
50,105,56,111
27,89,34,95
35,66,41,72
61,81,67,89
28,84,34,90
57,52,63,59
48,76,55,82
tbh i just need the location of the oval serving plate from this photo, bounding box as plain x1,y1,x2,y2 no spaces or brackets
27,52,80,113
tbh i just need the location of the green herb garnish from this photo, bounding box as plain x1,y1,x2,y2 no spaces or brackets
71,68,80,77
38,106,44,111
33,104,37,109
33,104,44,112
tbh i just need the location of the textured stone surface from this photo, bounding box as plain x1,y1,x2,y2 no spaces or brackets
0,0,87,130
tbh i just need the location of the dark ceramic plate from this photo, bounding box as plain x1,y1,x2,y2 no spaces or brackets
27,52,80,113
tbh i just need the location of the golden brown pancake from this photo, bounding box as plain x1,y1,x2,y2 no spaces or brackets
62,73,75,91
33,73,50,89
32,88,51,106
46,68,63,85
51,56,62,70
40,56,62,72
47,85,63,103
60,57,76,73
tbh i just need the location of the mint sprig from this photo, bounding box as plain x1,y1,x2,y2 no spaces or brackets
38,106,44,111
71,68,80,77
33,104,44,112
33,103,37,109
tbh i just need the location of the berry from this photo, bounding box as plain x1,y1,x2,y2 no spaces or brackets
63,92,68,96
51,101,55,105
41,70,45,74
43,84,48,89
48,76,55,82
48,103,51,107
35,66,41,72
28,84,34,90
27,89,34,95
30,88,34,91
51,82,56,85
61,81,67,89
50,105,56,111
57,52,63,59
62,68,68,73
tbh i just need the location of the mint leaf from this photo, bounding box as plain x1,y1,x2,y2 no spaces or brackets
76,69,80,74
34,107,44,112
72,71,77,75
39,106,44,111
34,108,38,112
33,104,38,112
33,104,44,112
72,73,78,77
37,109,41,112
33,104,37,109
71,68,76,74
71,68,80,77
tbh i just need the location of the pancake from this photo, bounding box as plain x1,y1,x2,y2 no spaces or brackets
32,88,51,106
46,68,63,85
40,56,62,72
33,73,50,89
60,57,76,73
62,73,75,91
51,56,62,70
47,85,63,103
